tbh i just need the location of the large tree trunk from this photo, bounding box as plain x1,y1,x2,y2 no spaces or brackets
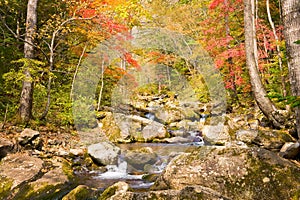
19,0,38,123
281,0,300,138
244,0,283,128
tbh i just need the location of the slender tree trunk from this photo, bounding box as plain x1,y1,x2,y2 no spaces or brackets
97,60,105,111
19,0,38,123
266,0,287,97
281,0,300,137
244,0,284,128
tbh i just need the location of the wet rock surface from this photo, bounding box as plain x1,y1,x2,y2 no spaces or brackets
88,142,121,166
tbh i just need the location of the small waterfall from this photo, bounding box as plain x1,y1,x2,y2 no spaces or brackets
145,112,156,120
188,130,205,146
200,113,208,123
98,158,143,180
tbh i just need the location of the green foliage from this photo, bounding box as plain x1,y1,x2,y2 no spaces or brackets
267,94,300,108
2,59,45,121
294,40,300,44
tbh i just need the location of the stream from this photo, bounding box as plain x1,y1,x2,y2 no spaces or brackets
74,141,203,192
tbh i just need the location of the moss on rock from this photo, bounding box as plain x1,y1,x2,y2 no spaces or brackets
154,146,300,200
0,176,13,199
62,185,91,200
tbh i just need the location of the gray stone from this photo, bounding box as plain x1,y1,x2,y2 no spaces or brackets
152,146,300,200
162,136,191,143
142,121,167,141
124,147,158,170
279,142,300,159
202,124,231,145
88,142,121,165
0,153,43,189
253,130,295,151
236,129,258,144
99,181,130,200
18,128,40,146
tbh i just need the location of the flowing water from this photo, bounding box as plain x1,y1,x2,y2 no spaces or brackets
74,141,203,192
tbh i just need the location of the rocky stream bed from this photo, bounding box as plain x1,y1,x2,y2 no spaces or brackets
1,94,300,199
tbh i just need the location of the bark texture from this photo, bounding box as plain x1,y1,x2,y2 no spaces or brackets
19,0,38,123
281,0,300,137
244,0,283,128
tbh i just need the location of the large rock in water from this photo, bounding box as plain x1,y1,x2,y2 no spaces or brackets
153,146,300,200
141,121,168,141
88,142,121,165
123,147,158,170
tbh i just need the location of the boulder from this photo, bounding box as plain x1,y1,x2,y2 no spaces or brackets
88,142,121,165
101,112,168,142
99,181,130,200
236,129,258,144
202,124,231,145
141,121,168,141
0,153,43,189
13,159,72,200
252,130,295,151
123,147,158,170
279,142,300,159
0,138,13,159
152,146,300,200
155,107,183,124
101,112,122,142
18,128,40,146
62,185,91,200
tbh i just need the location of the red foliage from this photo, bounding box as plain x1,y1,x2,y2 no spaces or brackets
209,0,224,9
80,9,96,18
124,52,140,69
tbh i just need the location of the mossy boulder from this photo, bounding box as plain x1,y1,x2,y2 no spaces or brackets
252,130,295,151
101,112,122,142
153,146,300,200
0,153,43,189
13,162,71,200
98,181,130,200
0,175,13,199
62,185,92,200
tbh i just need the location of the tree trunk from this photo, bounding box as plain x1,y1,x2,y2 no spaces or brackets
244,0,284,128
281,0,300,137
266,0,287,97
19,0,38,123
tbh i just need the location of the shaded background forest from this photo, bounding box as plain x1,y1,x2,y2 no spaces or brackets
0,0,298,131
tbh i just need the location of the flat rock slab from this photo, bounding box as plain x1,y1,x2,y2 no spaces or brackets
0,153,43,188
